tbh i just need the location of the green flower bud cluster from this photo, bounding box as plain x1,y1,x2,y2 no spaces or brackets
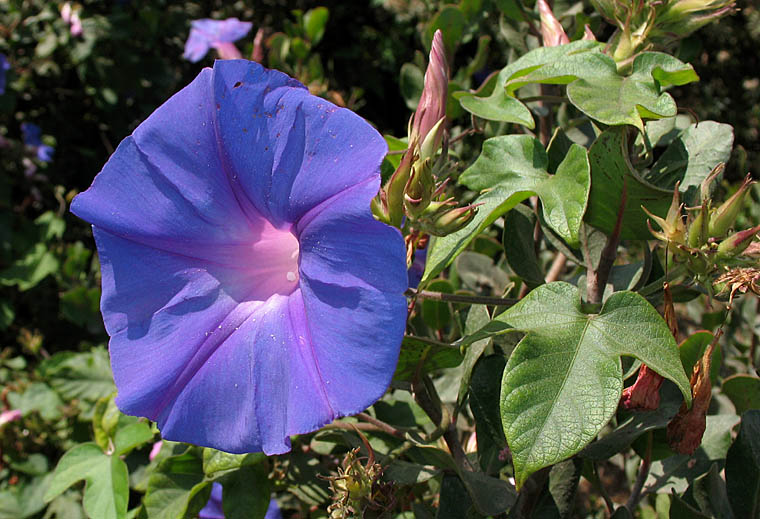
644,169,759,291
591,0,736,65
372,29,477,252
372,122,478,240
325,447,395,519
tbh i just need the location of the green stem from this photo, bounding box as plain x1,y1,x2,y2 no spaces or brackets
590,461,616,516
626,431,653,511
513,467,551,519
637,264,688,297
585,179,627,305
518,95,567,104
406,335,458,349
356,412,407,439
406,288,518,307
412,375,475,473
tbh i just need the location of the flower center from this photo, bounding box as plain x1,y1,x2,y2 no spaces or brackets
247,220,300,300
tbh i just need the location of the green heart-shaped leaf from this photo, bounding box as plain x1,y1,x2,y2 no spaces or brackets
585,127,674,239
422,135,589,284
44,443,129,519
506,51,698,132
461,282,691,487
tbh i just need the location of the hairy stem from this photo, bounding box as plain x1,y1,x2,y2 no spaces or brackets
626,431,653,511
412,375,475,472
586,181,627,305
752,298,759,370
355,412,407,439
517,95,567,104
513,467,551,519
407,288,519,307
406,334,459,349
326,421,406,438
590,461,616,516
537,85,553,147
545,252,567,283
449,127,480,146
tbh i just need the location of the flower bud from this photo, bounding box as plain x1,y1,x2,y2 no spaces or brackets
621,365,664,410
700,162,724,203
667,5,735,36
0,409,21,426
687,200,709,248
383,149,415,227
667,0,732,15
716,224,760,259
410,30,448,147
537,0,570,47
653,0,736,45
325,442,395,519
708,173,755,238
403,158,435,218
418,203,478,237
667,331,721,455
251,28,265,63
149,440,163,461
612,20,653,64
582,24,597,41
643,183,686,246
418,117,446,164
61,3,83,37
371,190,391,224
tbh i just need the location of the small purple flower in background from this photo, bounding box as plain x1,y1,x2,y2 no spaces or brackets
71,60,408,454
183,18,252,63
198,483,282,519
408,247,427,289
61,3,83,37
0,53,10,95
21,123,55,163
199,483,282,519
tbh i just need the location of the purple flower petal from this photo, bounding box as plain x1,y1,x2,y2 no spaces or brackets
0,54,9,95
199,483,282,519
266,498,283,519
21,123,54,162
21,123,42,147
193,18,252,43
297,178,408,415
184,18,252,62
183,29,212,62
37,144,54,162
199,483,224,519
72,69,267,267
408,246,427,289
71,60,407,454
212,60,389,228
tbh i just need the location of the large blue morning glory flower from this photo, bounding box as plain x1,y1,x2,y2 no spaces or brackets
71,60,408,455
